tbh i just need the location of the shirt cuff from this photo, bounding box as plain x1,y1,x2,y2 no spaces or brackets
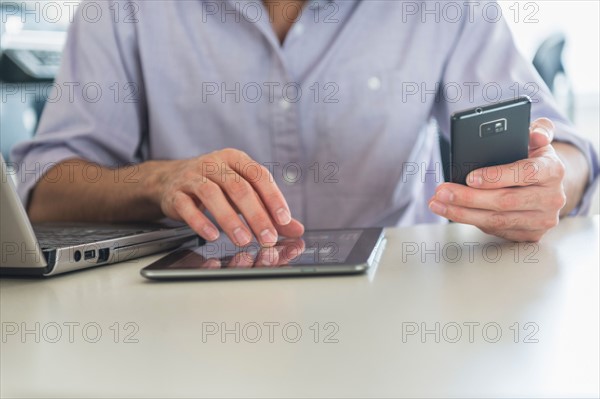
552,121,600,216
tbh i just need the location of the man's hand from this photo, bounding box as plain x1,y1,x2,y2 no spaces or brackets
150,148,304,246
429,118,567,242
27,148,303,245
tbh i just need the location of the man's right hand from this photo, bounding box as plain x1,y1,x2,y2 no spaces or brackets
150,148,304,246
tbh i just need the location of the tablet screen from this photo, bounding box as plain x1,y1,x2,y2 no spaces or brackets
141,228,385,279
161,229,367,269
169,230,362,269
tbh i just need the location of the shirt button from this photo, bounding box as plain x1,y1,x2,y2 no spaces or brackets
367,76,381,91
279,98,291,110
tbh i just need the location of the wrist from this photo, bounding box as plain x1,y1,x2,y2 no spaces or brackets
553,142,589,216
139,160,172,208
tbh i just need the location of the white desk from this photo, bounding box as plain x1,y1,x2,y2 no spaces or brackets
1,217,598,398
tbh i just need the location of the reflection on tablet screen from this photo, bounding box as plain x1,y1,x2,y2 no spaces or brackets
166,230,364,269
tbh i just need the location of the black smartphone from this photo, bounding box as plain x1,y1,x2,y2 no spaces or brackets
450,96,531,185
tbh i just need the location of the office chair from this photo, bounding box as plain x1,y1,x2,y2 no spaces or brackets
532,32,575,121
533,32,567,92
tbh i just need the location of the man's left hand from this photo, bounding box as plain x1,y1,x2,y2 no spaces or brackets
429,117,567,242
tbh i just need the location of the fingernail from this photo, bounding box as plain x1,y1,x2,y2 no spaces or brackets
429,200,447,215
467,174,483,187
203,225,220,241
231,252,254,268
259,250,278,266
233,227,251,246
533,127,550,138
275,207,291,225
287,247,301,259
436,189,454,203
204,258,221,268
260,253,272,266
260,229,278,245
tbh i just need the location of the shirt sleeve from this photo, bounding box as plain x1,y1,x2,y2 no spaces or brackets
9,0,146,206
432,1,599,215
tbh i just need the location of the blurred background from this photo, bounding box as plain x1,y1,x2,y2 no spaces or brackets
1,0,598,213
501,0,599,214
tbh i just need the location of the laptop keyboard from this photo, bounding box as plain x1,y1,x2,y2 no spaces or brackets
34,226,160,250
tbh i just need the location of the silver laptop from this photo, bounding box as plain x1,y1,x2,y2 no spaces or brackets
1,156,200,277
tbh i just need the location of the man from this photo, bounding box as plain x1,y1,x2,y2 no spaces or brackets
11,0,599,248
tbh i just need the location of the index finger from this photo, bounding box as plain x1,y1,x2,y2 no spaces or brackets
276,237,306,265
224,150,294,227
466,157,553,189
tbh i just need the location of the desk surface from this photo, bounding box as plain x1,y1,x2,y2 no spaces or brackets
1,217,598,398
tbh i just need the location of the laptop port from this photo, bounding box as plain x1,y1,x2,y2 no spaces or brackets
84,250,96,260
97,248,110,263
74,251,82,262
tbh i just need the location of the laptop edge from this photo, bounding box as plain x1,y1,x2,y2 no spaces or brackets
1,156,201,277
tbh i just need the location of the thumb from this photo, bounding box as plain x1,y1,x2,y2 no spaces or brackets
529,117,555,151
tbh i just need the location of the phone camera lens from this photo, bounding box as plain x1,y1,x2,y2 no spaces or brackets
475,108,483,114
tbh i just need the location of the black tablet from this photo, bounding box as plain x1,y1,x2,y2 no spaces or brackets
140,228,385,280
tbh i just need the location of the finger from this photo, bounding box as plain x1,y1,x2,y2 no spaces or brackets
227,249,256,268
206,165,278,247
224,150,295,227
170,191,220,241
188,179,254,246
274,218,305,238
466,157,556,189
434,183,548,212
529,117,555,150
276,238,305,265
428,200,556,232
202,258,222,269
220,192,304,238
256,247,279,267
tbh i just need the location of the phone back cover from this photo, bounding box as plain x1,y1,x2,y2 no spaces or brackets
450,98,531,185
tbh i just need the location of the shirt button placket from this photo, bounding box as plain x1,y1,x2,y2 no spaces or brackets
272,74,304,222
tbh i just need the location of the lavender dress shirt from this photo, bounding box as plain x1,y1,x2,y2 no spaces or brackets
11,0,599,228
